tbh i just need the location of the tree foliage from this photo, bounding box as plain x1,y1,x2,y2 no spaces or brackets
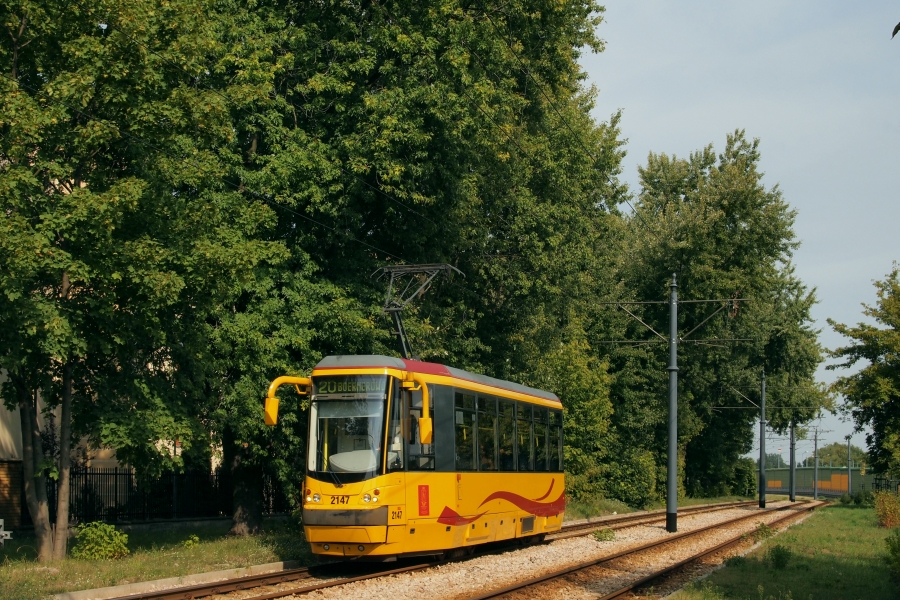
798,442,867,468
0,0,831,547
599,131,828,501
829,268,900,477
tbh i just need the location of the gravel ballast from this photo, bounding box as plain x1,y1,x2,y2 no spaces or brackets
254,501,812,600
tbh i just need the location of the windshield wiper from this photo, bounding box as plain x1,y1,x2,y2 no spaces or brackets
317,446,343,488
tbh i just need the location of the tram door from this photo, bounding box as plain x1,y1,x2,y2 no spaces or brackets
404,387,436,520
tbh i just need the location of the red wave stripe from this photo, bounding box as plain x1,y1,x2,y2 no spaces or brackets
436,506,487,526
478,490,566,517
532,479,555,501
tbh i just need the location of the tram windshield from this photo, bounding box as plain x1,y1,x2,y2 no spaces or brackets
307,375,388,484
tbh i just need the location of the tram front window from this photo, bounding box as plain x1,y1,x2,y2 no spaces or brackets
308,375,388,484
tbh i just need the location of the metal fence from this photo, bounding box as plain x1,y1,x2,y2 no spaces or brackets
874,477,900,493
38,468,290,524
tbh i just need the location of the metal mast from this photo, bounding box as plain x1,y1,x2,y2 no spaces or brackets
666,274,679,533
759,370,766,508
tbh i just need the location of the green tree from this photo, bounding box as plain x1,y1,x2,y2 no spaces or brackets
799,442,867,468
600,131,827,501
756,453,787,469
829,268,900,477
0,0,280,556
228,0,625,511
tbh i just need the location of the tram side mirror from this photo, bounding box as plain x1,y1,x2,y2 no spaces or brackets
264,376,311,426
402,376,433,444
418,416,433,445
264,397,280,426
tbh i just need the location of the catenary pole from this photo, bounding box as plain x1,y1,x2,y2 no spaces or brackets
759,370,766,508
847,435,852,495
667,274,679,533
789,421,796,502
813,428,819,500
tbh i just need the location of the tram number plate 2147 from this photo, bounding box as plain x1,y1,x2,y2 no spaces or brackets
330,495,350,505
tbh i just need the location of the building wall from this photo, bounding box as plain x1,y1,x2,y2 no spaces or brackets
0,369,23,460
764,466,877,494
0,460,23,528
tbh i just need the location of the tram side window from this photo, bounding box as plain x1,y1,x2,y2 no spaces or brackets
477,396,498,471
387,379,404,472
407,387,435,470
534,407,549,471
498,400,515,471
455,392,476,471
549,410,564,472
516,403,533,471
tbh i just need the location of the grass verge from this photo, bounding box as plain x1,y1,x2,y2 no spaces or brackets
671,503,896,600
0,518,314,600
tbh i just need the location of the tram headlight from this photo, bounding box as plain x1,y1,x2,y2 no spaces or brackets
362,493,372,503
312,493,321,503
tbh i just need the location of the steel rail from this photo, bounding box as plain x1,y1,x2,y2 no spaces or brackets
548,500,755,540
108,567,315,600
595,503,820,600
238,560,445,600
469,502,820,599
104,500,756,600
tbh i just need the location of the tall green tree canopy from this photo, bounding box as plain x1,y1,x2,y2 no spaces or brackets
1,0,833,549
597,131,828,499
829,267,900,476
799,442,867,468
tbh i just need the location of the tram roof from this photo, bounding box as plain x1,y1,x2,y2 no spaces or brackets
313,355,560,403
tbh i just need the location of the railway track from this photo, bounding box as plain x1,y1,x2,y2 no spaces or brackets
469,501,821,599
546,500,754,541
105,500,766,600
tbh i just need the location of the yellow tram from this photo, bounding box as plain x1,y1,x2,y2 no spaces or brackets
264,355,564,560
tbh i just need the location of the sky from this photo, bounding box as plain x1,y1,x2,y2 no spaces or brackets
579,1,900,462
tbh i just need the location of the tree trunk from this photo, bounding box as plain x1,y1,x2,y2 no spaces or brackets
52,362,73,559
225,429,263,535
15,376,54,561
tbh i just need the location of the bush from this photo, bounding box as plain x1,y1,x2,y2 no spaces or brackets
593,528,615,542
886,528,900,579
767,544,792,569
853,490,874,506
874,492,900,528
181,534,200,549
70,522,130,560
839,494,853,505
724,555,747,568
754,522,774,542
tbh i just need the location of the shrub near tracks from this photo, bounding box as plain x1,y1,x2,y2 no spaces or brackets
874,492,900,527
70,522,130,560
673,504,896,600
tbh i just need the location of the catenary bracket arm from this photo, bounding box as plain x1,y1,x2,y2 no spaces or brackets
617,304,667,341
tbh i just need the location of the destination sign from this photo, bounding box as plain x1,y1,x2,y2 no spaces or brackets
314,375,388,396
